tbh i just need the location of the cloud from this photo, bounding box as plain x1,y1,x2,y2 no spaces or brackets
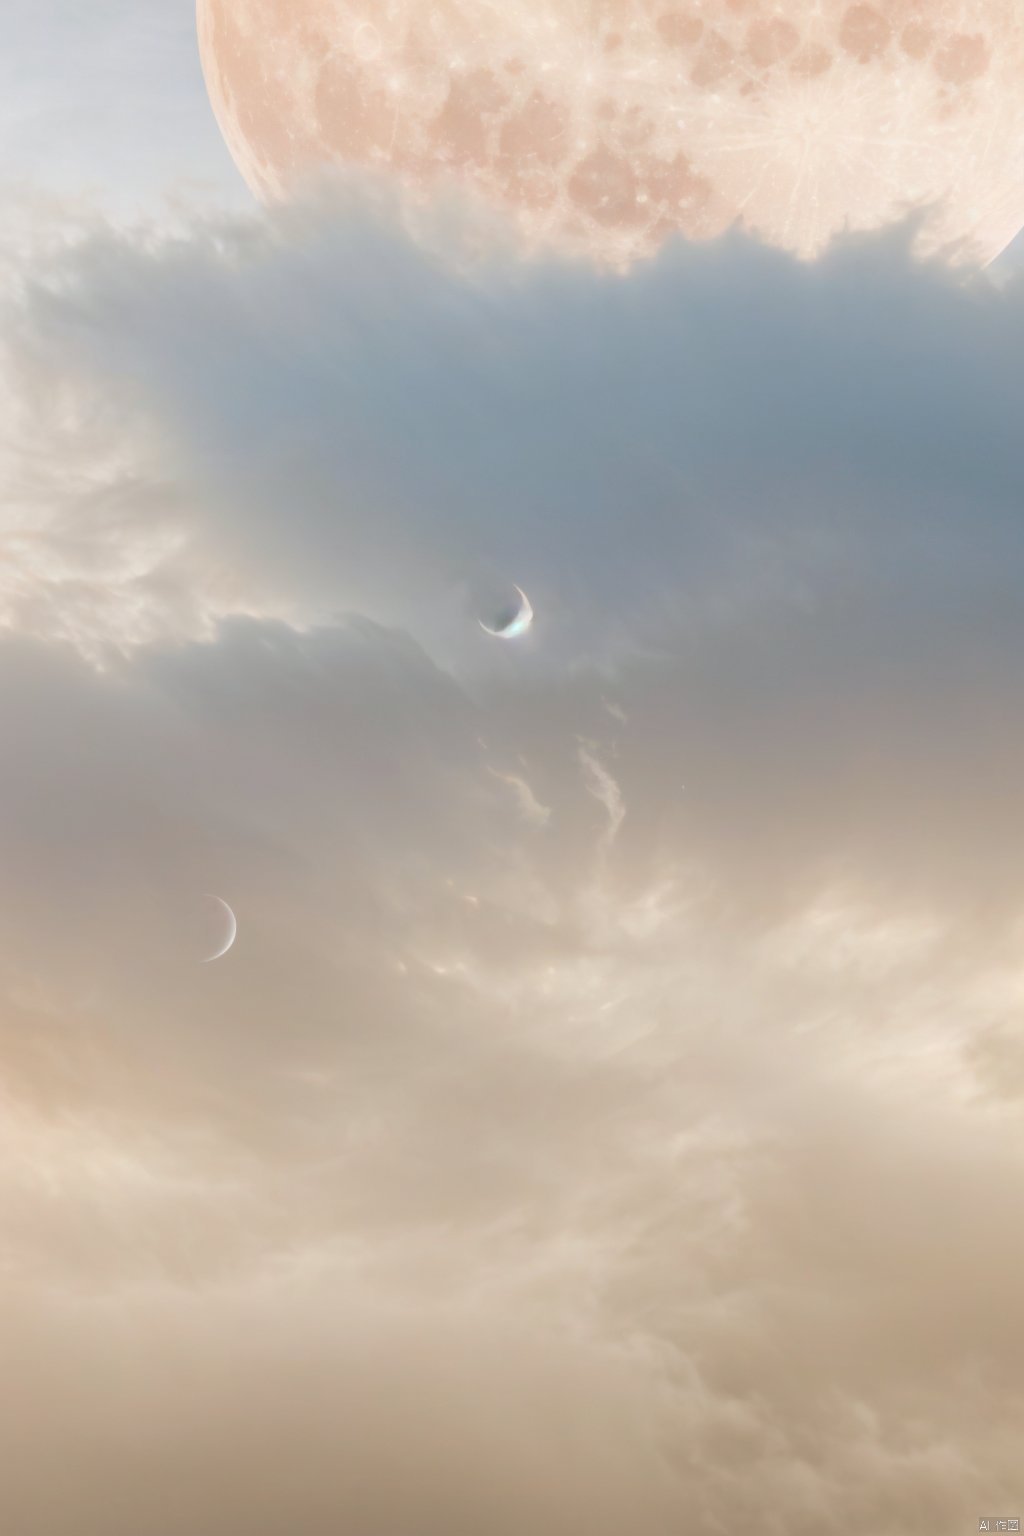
5,186,1024,696
578,740,625,855
488,764,552,827
3,190,1024,1531
3,620,1024,1531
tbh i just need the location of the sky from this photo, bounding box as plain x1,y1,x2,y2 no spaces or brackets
4,3,1024,1533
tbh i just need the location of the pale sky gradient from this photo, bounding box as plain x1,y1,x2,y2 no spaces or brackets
3,5,1024,1534
0,0,243,212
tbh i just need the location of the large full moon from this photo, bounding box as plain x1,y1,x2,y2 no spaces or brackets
197,0,1024,266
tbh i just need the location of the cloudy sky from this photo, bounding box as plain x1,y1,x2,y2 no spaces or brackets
4,3,1024,1532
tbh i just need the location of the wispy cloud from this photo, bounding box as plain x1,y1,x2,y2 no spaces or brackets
578,740,625,852
488,765,552,827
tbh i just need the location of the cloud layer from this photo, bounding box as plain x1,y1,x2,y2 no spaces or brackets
3,190,1024,1532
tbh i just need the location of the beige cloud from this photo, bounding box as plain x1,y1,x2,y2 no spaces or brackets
0,614,1022,1532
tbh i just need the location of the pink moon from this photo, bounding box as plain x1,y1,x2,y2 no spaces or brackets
197,0,1024,267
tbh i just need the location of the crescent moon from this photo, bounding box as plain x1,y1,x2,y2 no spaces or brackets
202,894,237,963
479,585,534,640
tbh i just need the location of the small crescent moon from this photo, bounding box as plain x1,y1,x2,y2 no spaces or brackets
202,894,237,963
479,585,534,640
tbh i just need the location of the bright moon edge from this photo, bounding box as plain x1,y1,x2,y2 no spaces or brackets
203,894,238,963
479,585,534,640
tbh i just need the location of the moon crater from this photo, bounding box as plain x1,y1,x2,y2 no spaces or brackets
197,0,1024,268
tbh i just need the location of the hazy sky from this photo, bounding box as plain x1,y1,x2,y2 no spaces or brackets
0,0,243,212
4,4,1024,1533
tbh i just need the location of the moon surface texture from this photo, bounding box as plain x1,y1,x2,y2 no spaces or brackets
202,895,238,963
197,0,1024,268
480,585,534,639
